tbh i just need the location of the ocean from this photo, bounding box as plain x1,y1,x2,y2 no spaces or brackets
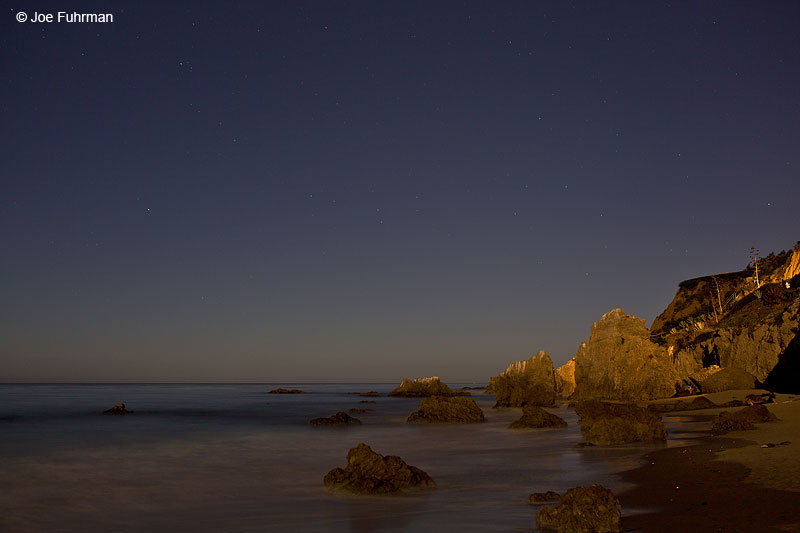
0,384,698,531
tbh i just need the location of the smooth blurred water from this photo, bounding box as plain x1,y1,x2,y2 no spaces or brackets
0,384,689,532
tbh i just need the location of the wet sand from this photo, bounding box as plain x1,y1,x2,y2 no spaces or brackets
620,391,800,532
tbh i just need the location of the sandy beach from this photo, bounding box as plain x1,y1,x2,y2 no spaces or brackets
620,391,800,532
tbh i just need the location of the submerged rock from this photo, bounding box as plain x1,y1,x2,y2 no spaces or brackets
268,388,306,394
508,404,567,429
711,405,778,435
103,403,131,415
388,376,454,397
323,443,435,494
536,484,621,533
528,491,561,505
406,396,485,423
310,411,362,426
349,408,372,414
359,391,380,397
490,350,556,407
575,400,667,445
573,309,679,401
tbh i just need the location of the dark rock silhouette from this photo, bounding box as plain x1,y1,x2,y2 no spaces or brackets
536,484,621,532
575,400,666,445
310,411,362,426
323,443,435,494
508,404,567,429
406,396,485,423
103,403,131,415
711,405,778,435
528,491,560,504
268,388,306,394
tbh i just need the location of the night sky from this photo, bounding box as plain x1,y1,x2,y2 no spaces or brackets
2,1,799,383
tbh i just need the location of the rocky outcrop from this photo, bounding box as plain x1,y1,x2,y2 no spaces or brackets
388,377,454,397
573,309,680,401
323,443,435,494
711,405,778,435
508,405,567,429
536,485,622,533
349,408,372,413
268,388,306,394
695,366,757,393
555,359,576,397
528,491,560,504
490,350,556,407
406,396,485,423
103,403,131,414
575,400,667,445
359,391,380,397
670,298,800,383
310,411,362,426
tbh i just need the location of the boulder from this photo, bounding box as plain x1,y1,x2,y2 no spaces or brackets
268,388,306,394
323,443,435,494
103,403,131,415
406,396,485,423
536,485,622,533
575,400,667,445
490,350,556,407
555,359,576,397
509,404,567,429
310,411,362,426
696,366,757,393
528,491,560,505
648,395,718,413
388,377,454,397
711,405,779,435
573,309,680,401
349,408,372,414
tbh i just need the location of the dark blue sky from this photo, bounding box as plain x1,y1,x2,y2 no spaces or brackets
2,1,799,382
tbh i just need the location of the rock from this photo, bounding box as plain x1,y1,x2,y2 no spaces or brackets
360,400,376,403
509,404,567,429
349,408,372,413
555,359,576,397
490,350,556,407
575,400,667,445
528,491,560,504
323,443,435,494
669,291,800,384
536,484,622,533
696,366,757,393
103,403,131,415
573,309,680,401
711,405,779,435
388,376,454,397
310,411,362,426
406,396,485,423
268,388,306,394
648,395,718,413
453,388,472,396
359,391,380,397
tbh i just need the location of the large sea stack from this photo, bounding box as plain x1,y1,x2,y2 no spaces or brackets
573,309,679,401
490,350,556,407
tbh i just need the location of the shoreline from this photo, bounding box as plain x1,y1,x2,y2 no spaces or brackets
618,391,800,532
